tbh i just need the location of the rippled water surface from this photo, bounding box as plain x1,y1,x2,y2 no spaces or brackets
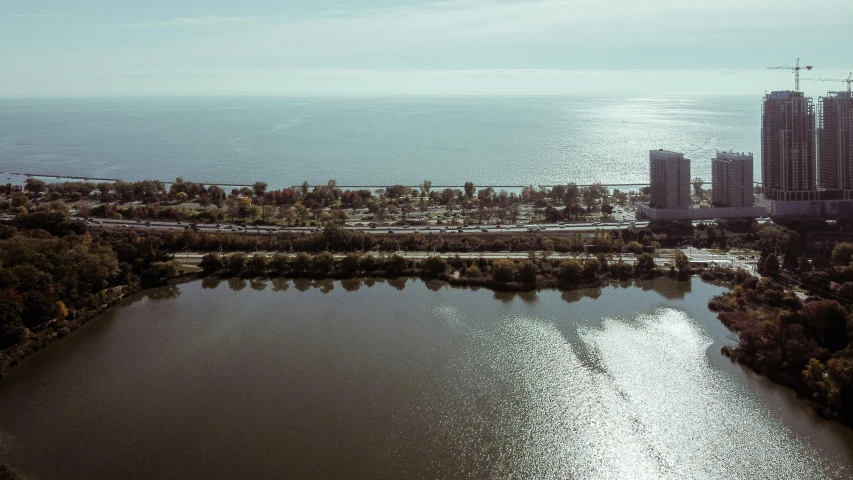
0,278,850,479
0,96,758,186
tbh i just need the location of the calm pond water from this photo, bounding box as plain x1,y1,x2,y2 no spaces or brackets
0,277,851,479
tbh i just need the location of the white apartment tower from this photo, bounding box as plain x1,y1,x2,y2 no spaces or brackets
712,151,754,207
649,149,690,209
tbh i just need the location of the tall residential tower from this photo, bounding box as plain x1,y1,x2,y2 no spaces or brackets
649,149,690,209
818,91,853,198
761,91,816,201
712,151,754,208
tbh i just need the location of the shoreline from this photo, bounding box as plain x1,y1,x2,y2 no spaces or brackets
1,259,694,379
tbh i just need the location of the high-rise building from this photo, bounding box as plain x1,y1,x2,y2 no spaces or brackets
712,151,754,207
649,149,690,209
761,91,816,201
818,91,853,198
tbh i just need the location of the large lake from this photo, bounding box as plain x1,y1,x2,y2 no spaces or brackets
0,277,851,479
0,96,758,187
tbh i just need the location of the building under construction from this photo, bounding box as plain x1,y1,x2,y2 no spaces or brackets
761,91,817,201
818,91,853,198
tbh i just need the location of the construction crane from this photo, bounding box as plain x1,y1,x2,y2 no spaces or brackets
767,58,813,92
803,72,852,93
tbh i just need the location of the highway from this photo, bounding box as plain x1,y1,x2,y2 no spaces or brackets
77,217,652,235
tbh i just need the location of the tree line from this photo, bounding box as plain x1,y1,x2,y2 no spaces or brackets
9,177,645,226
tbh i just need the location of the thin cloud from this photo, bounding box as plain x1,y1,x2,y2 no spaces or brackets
5,14,72,19
120,15,275,29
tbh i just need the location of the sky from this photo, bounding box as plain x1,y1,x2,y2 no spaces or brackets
0,0,851,97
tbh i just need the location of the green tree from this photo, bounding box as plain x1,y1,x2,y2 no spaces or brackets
636,253,656,276
313,251,336,275
207,185,226,206
763,253,779,276
832,242,853,266
252,182,268,197
420,180,432,198
341,253,362,274
558,259,583,282
24,178,47,195
423,256,447,276
292,252,313,273
674,250,690,273
691,177,704,196
518,261,539,284
199,253,225,273
227,253,248,276
247,254,269,276
141,261,180,287
491,259,516,282
464,182,476,199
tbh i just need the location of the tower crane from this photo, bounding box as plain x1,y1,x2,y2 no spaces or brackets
767,58,813,92
803,72,852,93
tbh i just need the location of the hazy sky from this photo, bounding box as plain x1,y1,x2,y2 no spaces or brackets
1,0,850,96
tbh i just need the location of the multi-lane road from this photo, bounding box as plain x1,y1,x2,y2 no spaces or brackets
75,217,652,235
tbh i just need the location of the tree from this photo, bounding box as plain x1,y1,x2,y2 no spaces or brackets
207,185,226,206
24,178,47,195
636,253,655,276
252,182,268,197
292,252,313,273
518,261,539,284
246,254,269,276
423,256,447,276
832,242,853,266
199,253,225,273
800,300,850,352
763,253,779,276
420,180,432,198
313,251,336,274
141,261,180,287
691,177,704,196
464,182,476,199
491,259,516,282
674,250,690,273
558,259,583,282
227,253,248,276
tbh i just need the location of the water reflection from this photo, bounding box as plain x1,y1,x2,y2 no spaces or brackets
293,278,312,292
423,279,446,291
271,278,289,292
201,277,223,290
315,279,334,293
561,288,605,304
636,277,693,300
1,278,850,479
340,278,362,292
226,277,247,292
387,277,408,291
249,278,268,292
139,284,180,300
493,290,539,304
